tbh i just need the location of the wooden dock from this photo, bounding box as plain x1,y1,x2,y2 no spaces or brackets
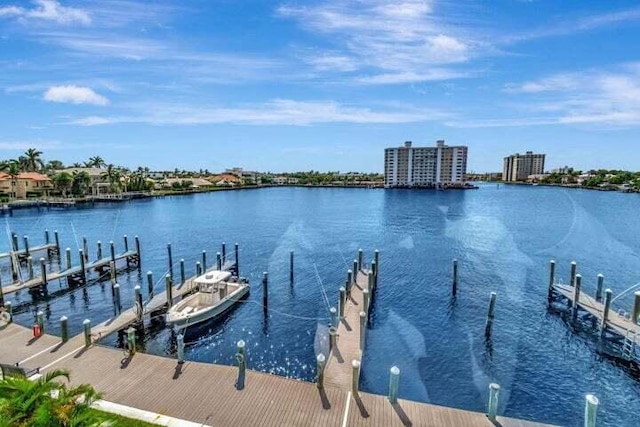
0,243,58,261
0,322,553,427
1,250,139,295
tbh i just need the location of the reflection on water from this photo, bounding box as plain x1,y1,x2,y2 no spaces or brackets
3,186,640,426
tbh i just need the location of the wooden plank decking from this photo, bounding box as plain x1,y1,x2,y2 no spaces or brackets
0,243,57,260
0,322,554,426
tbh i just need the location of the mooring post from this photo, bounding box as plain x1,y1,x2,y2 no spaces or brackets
329,326,336,353
236,340,246,390
126,327,136,355
44,229,50,245
4,301,11,323
352,260,358,285
487,383,500,422
346,269,353,296
570,261,577,287
135,236,141,271
11,233,18,252
358,249,363,272
632,291,640,326
452,259,459,296
234,243,239,275
108,241,116,267
363,288,370,315
584,394,599,427
165,274,173,307
36,310,44,334
83,237,89,261
371,260,377,292
339,287,346,319
0,277,4,308
10,255,18,282
352,360,361,395
134,285,143,320
66,248,72,270
196,261,202,276
316,354,326,389
97,241,102,260
79,249,86,283
221,242,226,264
146,271,153,298
485,292,497,338
110,260,117,285
177,333,185,364
60,315,68,343
289,250,294,284
548,260,556,302
388,366,400,404
180,259,185,285
330,307,338,328
359,311,366,350
83,319,91,347
600,289,612,338
167,243,173,278
262,272,268,309
368,271,374,295
572,274,582,319
202,250,207,271
216,252,222,270
54,230,60,255
123,234,129,252
27,256,34,280
113,283,121,313
39,257,47,286
596,274,604,302
23,235,30,257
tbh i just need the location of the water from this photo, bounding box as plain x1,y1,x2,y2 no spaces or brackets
3,185,640,426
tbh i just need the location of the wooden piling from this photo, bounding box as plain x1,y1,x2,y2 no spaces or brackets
236,340,246,390
66,248,72,270
177,333,185,364
126,327,136,355
569,261,577,287
165,274,173,307
167,243,174,278
487,383,500,422
373,249,379,286
134,285,143,320
485,292,497,338
329,327,336,353
109,241,116,265
346,270,353,295
359,311,366,350
600,289,612,338
110,261,117,285
54,230,60,255
113,283,121,313
339,287,346,319
27,256,34,280
572,274,582,319
358,249,363,272
632,291,640,325
363,288,370,315
135,236,141,270
0,276,4,307
596,274,604,302
202,250,207,271
548,260,555,301
97,241,102,259
289,250,294,284
584,394,599,427
330,307,337,327
368,271,374,294
11,233,19,252
36,310,44,334
316,354,326,389
83,319,91,347
23,235,30,257
222,242,226,263
262,272,268,309
216,252,221,270
352,260,358,284
123,235,129,252
235,243,239,275
388,366,400,403
452,259,458,296
45,229,50,244
180,259,185,285
352,360,361,395
196,261,202,276
60,315,68,343
83,237,89,261
147,271,153,298
39,257,47,286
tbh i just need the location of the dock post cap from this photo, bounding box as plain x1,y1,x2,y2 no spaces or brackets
605,288,613,294
60,315,68,321
165,273,171,278
374,249,379,253
66,247,71,250
317,353,326,363
263,271,268,276
571,260,577,264
123,234,127,237
352,359,361,368
113,283,120,288
490,291,497,297
97,240,101,243
585,394,599,405
180,258,184,262
82,319,90,325
360,311,366,318
597,273,604,278
330,307,337,313
39,257,45,262
550,259,555,263
489,383,500,391
147,271,152,275
134,285,141,290
339,286,346,291
237,340,246,348
37,310,44,316
390,366,400,375
576,273,582,278
109,240,114,244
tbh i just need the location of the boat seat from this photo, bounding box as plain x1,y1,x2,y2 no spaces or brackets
181,306,195,314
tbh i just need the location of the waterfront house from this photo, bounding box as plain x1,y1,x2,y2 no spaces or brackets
60,168,109,195
0,172,52,199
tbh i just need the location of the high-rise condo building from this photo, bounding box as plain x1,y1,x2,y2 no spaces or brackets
384,140,468,188
503,151,546,182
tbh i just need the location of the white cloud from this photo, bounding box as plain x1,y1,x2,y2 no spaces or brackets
43,85,109,105
0,0,91,25
66,99,451,126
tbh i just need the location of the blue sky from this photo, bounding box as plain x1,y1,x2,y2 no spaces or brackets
1,0,639,173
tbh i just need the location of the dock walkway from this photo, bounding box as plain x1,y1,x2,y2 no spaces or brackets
0,243,58,261
0,322,552,427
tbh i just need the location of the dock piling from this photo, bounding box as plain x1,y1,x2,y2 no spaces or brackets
165,274,173,307
167,243,173,278
329,327,336,353
596,274,604,302
79,249,86,283
236,340,246,390
216,252,221,270
374,249,379,286
196,261,202,276
23,235,30,257
289,250,294,284
0,277,4,307
339,287,346,319
177,333,185,364
487,383,500,422
11,233,18,252
39,257,47,286
222,242,226,263
352,260,358,284
123,235,129,252
600,289,613,338
126,327,136,355
3,301,11,323
54,230,60,255
358,249,363,272
180,259,185,285
548,260,556,301
346,269,353,295
27,256,34,280
135,236,141,271
146,272,153,298
83,237,89,261
330,307,338,328
60,316,68,343
363,288,370,315
352,360,361,395
44,229,50,245
134,285,143,320
388,366,400,404
262,272,268,309
316,354,326,389
485,292,497,338
66,248,72,270
584,394,599,427
83,319,91,347
632,291,640,325
97,241,102,260
113,284,121,313
109,241,115,265
572,274,582,319
452,259,459,296
371,260,377,292
359,311,366,350
36,310,44,334
368,271,374,295
202,250,207,271
570,261,577,287
234,243,239,275
110,261,117,285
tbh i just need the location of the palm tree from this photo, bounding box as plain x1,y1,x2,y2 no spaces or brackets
87,156,106,168
53,172,73,197
71,163,83,168
100,164,121,193
23,148,44,172
71,171,91,196
7,161,20,199
0,369,101,426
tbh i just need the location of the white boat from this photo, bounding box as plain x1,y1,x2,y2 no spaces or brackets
165,270,249,331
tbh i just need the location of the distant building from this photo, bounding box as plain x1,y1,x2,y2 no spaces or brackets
0,172,52,199
503,151,545,182
59,167,107,195
550,166,573,175
384,140,468,187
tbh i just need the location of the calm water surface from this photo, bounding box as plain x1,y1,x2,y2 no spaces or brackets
3,185,640,426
